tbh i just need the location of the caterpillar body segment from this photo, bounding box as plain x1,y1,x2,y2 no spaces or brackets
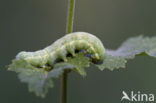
16,32,106,67
16,50,49,67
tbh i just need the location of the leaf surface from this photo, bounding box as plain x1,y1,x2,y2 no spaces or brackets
8,60,74,97
8,52,89,97
97,36,156,70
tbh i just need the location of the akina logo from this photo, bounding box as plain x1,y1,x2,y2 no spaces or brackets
121,91,155,102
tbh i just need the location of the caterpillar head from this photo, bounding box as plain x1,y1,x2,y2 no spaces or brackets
83,50,105,65
90,53,105,65
90,44,106,65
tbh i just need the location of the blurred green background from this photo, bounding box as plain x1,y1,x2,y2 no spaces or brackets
1,0,156,103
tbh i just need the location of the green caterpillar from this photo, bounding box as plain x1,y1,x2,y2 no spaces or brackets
16,32,105,68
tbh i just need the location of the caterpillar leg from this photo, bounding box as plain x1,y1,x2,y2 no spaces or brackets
48,53,57,66
63,58,68,62
57,46,68,62
66,42,76,57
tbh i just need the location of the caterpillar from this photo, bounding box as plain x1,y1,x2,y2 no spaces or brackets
16,32,106,68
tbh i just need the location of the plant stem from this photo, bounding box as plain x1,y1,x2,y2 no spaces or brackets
66,0,75,34
61,0,75,103
61,71,68,103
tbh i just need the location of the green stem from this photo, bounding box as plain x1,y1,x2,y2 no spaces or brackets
61,71,68,103
66,0,75,34
61,0,75,103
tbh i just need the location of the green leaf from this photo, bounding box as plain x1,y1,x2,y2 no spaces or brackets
96,36,156,71
8,52,89,97
8,60,74,98
66,52,90,77
96,55,127,71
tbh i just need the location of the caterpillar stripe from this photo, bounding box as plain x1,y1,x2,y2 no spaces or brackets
16,32,106,67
